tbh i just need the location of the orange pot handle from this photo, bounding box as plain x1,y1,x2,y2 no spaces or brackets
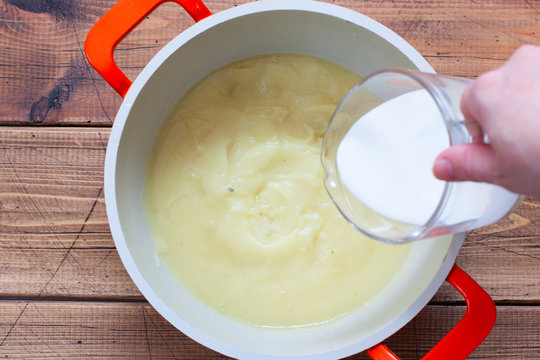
366,265,496,360
84,0,212,98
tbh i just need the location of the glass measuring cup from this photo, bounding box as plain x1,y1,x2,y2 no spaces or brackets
321,68,522,244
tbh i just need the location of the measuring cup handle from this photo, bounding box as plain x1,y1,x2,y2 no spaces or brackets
451,119,486,143
84,0,212,98
366,265,496,360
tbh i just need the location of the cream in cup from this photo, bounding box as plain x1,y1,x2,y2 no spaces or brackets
322,68,522,244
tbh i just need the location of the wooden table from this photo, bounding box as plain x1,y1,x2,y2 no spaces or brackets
1,0,539,358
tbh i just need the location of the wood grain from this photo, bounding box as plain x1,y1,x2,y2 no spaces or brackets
0,127,140,299
0,0,539,126
2,1,540,358
1,126,540,301
435,202,540,302
0,300,225,359
0,300,539,359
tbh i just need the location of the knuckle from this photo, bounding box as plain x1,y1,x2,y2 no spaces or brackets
463,71,503,122
503,45,540,75
512,44,540,60
473,70,503,97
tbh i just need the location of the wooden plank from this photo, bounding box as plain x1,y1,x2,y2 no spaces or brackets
0,300,538,359
0,0,121,125
355,0,540,76
1,0,539,125
435,200,540,302
2,126,540,301
0,127,140,299
0,300,225,359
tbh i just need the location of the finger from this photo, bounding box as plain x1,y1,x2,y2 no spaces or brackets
460,82,475,121
460,70,503,128
432,143,499,183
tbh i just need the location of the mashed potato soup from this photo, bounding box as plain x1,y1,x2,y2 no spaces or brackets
144,54,412,327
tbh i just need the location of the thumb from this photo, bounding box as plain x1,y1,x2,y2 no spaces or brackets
433,143,498,183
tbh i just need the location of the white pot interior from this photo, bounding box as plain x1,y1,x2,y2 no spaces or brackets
105,1,464,358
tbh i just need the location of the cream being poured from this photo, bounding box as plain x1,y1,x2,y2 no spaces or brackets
336,90,449,225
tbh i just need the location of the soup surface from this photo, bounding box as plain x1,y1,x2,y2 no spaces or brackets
144,54,412,327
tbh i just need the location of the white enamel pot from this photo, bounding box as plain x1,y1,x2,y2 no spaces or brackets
85,0,496,358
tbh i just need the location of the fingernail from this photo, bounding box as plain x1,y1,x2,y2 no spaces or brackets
433,158,457,181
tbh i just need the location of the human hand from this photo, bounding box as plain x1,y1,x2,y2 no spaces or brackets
433,45,540,198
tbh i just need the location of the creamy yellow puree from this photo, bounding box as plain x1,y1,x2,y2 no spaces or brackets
144,54,411,327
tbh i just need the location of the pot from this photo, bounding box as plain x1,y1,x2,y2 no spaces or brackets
84,0,496,358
